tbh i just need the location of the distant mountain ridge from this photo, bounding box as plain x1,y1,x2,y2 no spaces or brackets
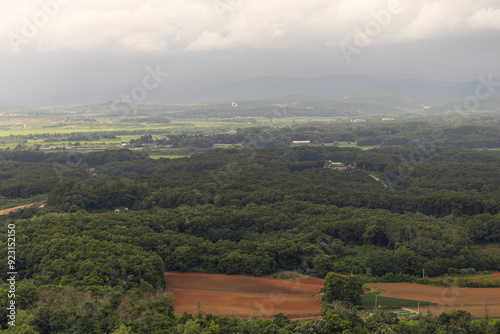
192,75,461,102
3,74,499,106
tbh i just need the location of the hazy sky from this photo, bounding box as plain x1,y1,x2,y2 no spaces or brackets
1,0,499,103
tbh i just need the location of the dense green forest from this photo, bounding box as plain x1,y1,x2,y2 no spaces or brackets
27,147,500,278
1,137,500,332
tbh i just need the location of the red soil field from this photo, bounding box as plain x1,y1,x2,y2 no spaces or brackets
369,283,500,318
165,272,324,320
485,272,500,282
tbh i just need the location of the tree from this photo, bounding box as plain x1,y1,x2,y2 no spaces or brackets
322,273,363,305
111,324,132,334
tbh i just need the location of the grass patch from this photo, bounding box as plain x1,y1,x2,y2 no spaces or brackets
430,272,499,283
363,285,382,295
460,274,497,281
360,295,436,309
471,319,500,325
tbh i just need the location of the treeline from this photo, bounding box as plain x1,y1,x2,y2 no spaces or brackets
0,150,149,199
42,132,118,142
4,204,498,284
6,118,500,151
0,284,174,333
127,122,500,149
1,131,118,143
1,129,167,144
0,149,147,167
0,161,88,199
358,123,500,148
44,146,500,217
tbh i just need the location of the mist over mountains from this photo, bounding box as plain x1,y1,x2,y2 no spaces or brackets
2,74,500,110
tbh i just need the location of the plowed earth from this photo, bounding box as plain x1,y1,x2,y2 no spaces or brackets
164,272,324,320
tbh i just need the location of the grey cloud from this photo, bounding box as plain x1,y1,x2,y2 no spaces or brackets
0,0,499,104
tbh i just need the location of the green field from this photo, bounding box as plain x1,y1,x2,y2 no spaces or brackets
0,112,362,154
360,295,436,309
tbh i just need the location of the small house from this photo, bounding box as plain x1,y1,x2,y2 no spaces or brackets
324,161,356,170
114,207,129,212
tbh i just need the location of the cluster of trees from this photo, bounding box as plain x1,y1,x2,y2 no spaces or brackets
0,150,151,200
41,132,118,142
122,121,500,149
322,273,364,305
254,122,500,149
47,146,500,217
0,131,117,143
0,149,147,168
0,161,88,199
0,129,167,150
0,284,175,333
4,202,498,284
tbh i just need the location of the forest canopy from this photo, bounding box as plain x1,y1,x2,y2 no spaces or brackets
1,132,500,333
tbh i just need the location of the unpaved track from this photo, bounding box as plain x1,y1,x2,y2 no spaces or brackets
0,200,46,215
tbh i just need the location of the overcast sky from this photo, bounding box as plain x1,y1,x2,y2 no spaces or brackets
1,0,499,104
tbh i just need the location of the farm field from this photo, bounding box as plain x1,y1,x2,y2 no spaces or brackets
166,273,500,319
164,272,324,320
369,282,500,317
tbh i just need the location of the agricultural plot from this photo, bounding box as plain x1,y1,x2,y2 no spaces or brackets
164,272,324,320
369,283,500,317
166,273,500,320
360,295,436,309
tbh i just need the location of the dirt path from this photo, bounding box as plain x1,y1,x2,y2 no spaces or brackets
0,200,47,215
365,171,388,187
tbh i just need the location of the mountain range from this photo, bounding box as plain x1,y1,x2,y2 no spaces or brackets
2,74,499,108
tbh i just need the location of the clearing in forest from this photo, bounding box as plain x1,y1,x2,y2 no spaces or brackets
164,272,324,320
